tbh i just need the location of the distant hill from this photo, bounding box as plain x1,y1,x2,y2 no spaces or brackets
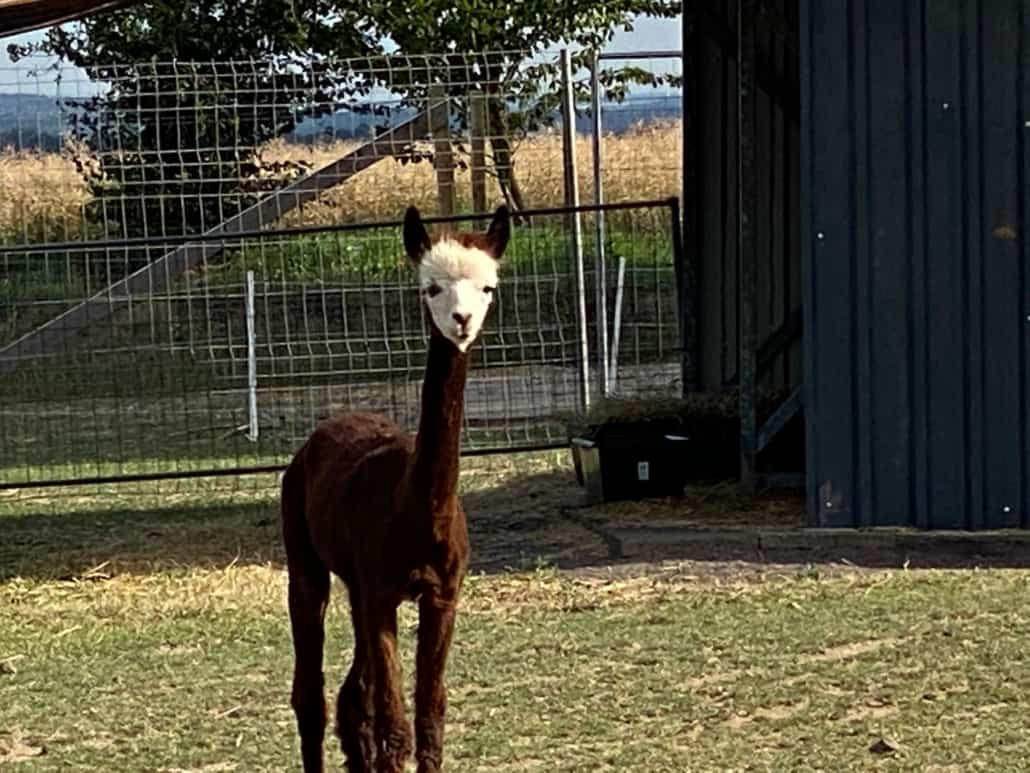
287,94,682,144
0,92,681,151
0,93,67,151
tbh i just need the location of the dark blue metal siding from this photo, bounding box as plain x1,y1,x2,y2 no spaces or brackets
802,0,1030,528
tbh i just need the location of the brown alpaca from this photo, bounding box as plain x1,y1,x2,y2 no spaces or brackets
280,205,510,773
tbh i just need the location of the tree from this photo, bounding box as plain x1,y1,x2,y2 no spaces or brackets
372,0,681,211
9,0,382,244
10,0,679,240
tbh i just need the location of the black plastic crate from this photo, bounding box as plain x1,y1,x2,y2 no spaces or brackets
570,421,695,504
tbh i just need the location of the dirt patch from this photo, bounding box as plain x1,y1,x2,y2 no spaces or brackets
79,734,115,751
0,733,46,764
720,713,753,730
719,699,810,731
680,636,904,691
466,466,868,583
754,700,811,721
805,637,903,664
842,699,898,722
578,485,806,529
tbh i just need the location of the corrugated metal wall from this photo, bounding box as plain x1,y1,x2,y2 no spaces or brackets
802,0,1030,528
689,0,802,392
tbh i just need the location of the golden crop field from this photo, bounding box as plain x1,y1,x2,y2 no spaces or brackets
0,122,680,242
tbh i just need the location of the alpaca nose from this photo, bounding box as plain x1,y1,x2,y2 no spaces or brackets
452,312,471,327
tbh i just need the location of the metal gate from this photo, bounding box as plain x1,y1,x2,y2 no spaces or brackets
0,199,683,490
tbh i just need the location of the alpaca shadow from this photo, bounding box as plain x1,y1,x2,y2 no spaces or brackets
3,466,1029,582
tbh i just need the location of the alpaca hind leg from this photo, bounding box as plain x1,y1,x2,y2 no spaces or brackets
336,590,375,772
282,459,331,772
287,563,330,773
365,602,413,773
281,459,329,771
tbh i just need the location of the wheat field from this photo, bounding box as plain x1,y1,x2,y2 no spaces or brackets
0,122,680,242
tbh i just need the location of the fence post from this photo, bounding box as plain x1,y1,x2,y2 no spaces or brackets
590,52,610,397
668,196,694,393
245,270,259,442
430,84,455,216
609,256,627,392
469,90,488,213
560,48,591,411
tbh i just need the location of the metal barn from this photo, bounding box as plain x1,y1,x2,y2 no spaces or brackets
685,1,1030,529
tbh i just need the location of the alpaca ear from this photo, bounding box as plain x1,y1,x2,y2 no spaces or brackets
403,205,432,263
484,205,511,260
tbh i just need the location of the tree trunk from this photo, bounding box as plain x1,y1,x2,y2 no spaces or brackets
486,96,529,223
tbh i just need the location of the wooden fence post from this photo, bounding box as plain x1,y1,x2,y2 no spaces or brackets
469,90,488,213
430,84,455,215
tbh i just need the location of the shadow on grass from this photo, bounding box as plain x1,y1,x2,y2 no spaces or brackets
3,462,1029,582
0,466,595,582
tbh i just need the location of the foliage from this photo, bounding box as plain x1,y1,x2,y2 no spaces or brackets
8,1,382,241
374,0,681,210
377,0,681,130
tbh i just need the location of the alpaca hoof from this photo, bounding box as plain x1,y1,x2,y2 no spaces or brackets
374,732,413,773
374,755,407,773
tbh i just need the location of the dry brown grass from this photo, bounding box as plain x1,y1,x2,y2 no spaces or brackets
0,122,680,239
0,147,92,242
264,121,680,225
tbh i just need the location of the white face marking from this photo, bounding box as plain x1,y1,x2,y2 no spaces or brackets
418,238,499,352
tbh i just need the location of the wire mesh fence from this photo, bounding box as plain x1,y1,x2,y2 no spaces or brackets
1,200,682,488
590,50,683,208
0,51,681,240
0,49,687,493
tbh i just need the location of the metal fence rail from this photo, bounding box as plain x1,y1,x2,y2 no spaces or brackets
1,199,683,489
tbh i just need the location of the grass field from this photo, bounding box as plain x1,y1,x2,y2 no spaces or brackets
3,451,1029,771
0,123,681,245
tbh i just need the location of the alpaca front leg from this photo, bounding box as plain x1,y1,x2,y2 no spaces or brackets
414,594,458,773
366,604,413,773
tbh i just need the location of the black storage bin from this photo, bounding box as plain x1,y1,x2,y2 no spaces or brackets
570,421,694,504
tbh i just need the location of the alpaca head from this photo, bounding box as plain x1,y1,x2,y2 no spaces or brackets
403,205,511,352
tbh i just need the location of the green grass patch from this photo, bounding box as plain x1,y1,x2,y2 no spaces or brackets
1,224,674,295
195,223,674,284
3,563,1029,770
2,451,1029,770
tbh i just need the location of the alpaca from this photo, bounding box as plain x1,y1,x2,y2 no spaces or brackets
280,204,510,773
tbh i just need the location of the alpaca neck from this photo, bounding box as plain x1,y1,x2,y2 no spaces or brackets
407,329,468,514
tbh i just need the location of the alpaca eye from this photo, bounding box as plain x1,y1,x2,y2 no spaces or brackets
426,283,442,298
483,286,495,295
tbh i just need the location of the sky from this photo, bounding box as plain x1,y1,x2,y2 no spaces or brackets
604,14,681,53
0,12,681,95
